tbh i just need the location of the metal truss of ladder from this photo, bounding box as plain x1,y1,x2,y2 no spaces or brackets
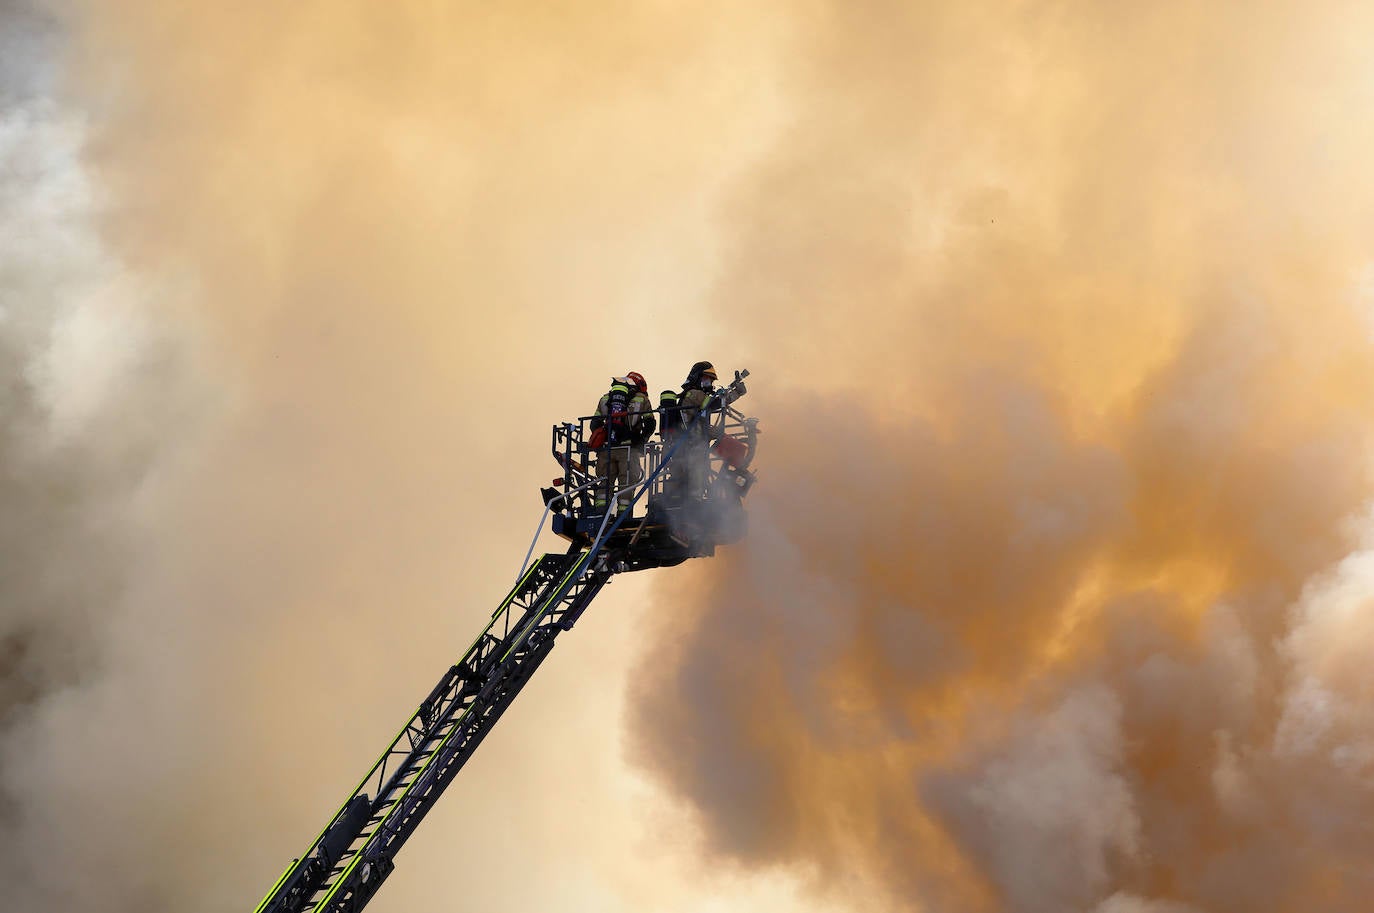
255,368,756,913
255,547,615,913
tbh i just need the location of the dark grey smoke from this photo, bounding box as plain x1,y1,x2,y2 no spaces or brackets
0,1,59,105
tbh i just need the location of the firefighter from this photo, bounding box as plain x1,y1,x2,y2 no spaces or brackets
674,361,748,497
589,375,644,516
675,361,721,500
678,361,718,428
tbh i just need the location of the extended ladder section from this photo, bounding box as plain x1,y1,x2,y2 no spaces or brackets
255,370,757,913
254,550,612,913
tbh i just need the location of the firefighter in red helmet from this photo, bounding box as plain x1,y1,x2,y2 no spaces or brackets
589,372,652,516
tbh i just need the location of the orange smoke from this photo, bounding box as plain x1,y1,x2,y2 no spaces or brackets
629,3,1374,912
8,1,1374,911
6,3,789,912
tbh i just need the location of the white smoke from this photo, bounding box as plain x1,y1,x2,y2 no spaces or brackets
1275,512,1374,794
0,6,202,909
927,687,1140,913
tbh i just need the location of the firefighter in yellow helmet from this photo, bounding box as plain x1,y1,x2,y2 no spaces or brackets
677,361,719,429
673,361,741,501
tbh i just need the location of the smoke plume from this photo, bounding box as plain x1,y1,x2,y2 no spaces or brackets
1,4,206,910
629,3,1374,912
5,3,790,912
9,1,1374,912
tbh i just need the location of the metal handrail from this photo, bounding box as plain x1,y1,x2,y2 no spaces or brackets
530,375,756,570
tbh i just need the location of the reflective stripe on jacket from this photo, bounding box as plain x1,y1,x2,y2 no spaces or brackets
593,379,639,446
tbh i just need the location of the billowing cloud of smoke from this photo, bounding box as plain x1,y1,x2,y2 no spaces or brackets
630,3,1374,912
1,4,205,909
4,3,791,913
15,1,1374,911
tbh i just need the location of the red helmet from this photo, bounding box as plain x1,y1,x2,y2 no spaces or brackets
625,371,647,394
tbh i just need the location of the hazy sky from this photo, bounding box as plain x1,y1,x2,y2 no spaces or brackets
4,2,1374,912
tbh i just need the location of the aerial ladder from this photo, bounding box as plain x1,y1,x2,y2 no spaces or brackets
254,371,758,913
